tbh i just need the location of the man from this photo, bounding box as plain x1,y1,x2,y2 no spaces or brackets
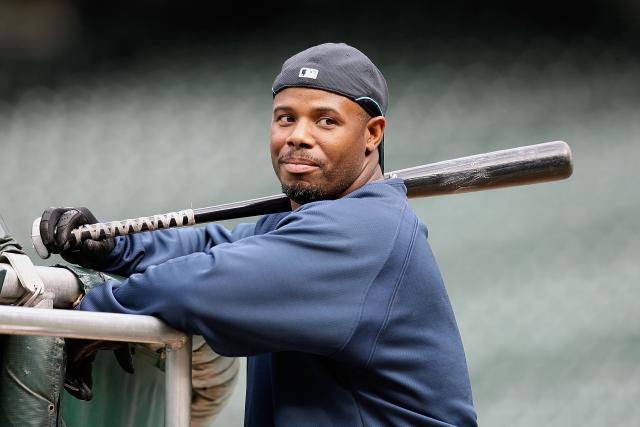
41,43,477,426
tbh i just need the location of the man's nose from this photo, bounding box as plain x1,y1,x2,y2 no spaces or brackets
286,119,315,149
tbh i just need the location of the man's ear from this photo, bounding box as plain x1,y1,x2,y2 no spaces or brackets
365,116,386,154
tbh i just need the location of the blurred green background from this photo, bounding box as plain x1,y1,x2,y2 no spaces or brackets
1,1,639,425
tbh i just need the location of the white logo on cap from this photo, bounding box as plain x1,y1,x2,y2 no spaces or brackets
299,67,319,79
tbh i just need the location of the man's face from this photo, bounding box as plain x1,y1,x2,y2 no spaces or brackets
271,87,377,205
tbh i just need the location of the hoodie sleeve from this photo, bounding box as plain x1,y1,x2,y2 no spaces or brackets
100,222,257,277
78,201,401,356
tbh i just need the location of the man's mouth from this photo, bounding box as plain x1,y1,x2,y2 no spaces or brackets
280,156,320,174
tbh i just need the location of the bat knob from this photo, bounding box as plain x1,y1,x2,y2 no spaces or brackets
31,217,50,259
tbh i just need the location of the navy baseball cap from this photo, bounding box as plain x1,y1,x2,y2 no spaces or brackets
272,43,388,171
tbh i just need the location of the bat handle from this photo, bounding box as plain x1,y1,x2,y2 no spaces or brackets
31,210,197,259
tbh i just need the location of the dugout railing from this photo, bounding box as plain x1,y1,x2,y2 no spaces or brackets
0,305,192,427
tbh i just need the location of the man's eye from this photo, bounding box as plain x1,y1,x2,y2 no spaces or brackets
318,117,337,126
276,115,294,123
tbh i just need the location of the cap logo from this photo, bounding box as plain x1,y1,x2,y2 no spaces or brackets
298,67,318,79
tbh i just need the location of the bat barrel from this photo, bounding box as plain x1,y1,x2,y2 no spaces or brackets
394,141,573,198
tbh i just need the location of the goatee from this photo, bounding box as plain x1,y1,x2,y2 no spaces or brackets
281,183,329,205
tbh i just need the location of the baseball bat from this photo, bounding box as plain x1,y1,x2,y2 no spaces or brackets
32,140,573,259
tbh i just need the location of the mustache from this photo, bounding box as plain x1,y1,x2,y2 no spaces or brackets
278,150,324,167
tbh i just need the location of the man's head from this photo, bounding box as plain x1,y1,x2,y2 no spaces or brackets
271,43,388,207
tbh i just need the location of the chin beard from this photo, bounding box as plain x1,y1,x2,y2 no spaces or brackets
281,183,329,205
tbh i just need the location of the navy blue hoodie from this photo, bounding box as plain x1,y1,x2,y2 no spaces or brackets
79,178,477,426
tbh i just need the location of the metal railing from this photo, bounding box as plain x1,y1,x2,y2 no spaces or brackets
0,305,192,427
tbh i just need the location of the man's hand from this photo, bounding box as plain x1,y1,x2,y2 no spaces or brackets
64,338,135,401
39,207,115,269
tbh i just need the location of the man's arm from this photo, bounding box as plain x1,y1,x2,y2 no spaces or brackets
78,201,400,356
101,222,256,277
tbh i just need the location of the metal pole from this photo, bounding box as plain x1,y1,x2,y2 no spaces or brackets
0,305,186,347
166,335,193,427
0,306,193,427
